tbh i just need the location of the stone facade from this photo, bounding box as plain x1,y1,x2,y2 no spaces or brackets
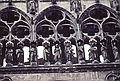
0,0,120,81
1,72,110,81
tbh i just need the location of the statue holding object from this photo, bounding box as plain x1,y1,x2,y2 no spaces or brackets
5,41,14,66
64,40,74,65
16,42,24,66
29,42,38,66
77,39,86,64
89,38,99,63
100,38,110,63
112,39,120,63
43,40,51,65
54,41,62,65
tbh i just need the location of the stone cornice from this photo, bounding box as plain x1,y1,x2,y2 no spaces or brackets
0,63,120,74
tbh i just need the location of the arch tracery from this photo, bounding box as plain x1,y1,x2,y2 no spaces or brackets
79,4,120,63
0,2,119,66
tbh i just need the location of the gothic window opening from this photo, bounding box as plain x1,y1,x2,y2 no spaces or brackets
102,18,120,35
12,21,30,38
57,24,75,37
81,18,100,36
35,6,77,40
90,8,108,22
45,9,64,25
1,10,20,24
0,21,9,38
36,21,54,38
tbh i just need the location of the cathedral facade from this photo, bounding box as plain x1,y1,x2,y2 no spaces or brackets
0,0,120,81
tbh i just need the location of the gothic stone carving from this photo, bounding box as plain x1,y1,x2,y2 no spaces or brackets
54,41,62,65
64,40,74,65
5,41,14,66
43,40,51,65
100,38,110,63
112,39,120,63
106,72,120,81
16,42,24,66
89,38,99,63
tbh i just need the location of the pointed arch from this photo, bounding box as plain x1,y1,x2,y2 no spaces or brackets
0,7,30,24
79,4,119,38
0,7,31,42
79,4,118,24
35,6,78,39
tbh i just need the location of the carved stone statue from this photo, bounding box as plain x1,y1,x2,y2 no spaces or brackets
89,38,99,63
77,39,86,64
43,40,51,65
0,43,3,66
95,0,100,3
64,40,74,65
110,0,119,11
27,0,38,15
5,41,14,66
29,42,37,66
112,39,120,63
70,0,82,13
70,0,82,22
54,41,61,65
17,42,24,66
100,39,110,63
8,0,13,6
51,0,58,4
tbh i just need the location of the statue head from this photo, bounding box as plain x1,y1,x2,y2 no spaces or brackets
17,42,24,48
100,38,107,46
64,40,71,47
89,38,97,46
112,39,118,46
77,39,84,46
42,40,50,48
54,41,60,48
6,41,14,48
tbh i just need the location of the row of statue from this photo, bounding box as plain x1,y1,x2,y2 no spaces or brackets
0,37,119,67
0,0,119,67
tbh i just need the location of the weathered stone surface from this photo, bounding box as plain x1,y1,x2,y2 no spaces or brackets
1,71,111,81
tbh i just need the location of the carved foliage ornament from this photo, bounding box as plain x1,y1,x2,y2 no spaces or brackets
106,72,120,81
0,76,12,81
